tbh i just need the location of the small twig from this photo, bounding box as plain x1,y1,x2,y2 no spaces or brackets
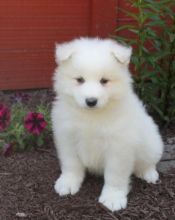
71,204,96,209
36,148,56,158
99,204,119,220
0,172,11,175
16,212,27,218
36,148,51,153
161,158,175,162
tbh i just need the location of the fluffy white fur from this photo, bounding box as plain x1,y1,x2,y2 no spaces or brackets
51,38,163,212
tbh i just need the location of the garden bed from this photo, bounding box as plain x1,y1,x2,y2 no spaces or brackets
0,89,175,220
0,147,175,220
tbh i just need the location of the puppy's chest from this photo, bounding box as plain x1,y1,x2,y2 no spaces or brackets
75,126,107,173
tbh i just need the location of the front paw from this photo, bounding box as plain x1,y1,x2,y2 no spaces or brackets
99,185,127,212
54,173,83,196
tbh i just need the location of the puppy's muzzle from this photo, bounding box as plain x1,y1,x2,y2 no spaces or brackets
85,98,97,107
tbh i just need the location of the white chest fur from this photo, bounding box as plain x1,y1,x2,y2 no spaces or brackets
75,127,106,174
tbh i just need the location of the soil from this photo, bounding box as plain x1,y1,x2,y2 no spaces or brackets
0,147,175,220
0,89,175,220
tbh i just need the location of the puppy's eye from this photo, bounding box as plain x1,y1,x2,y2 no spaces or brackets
100,78,109,85
76,77,85,84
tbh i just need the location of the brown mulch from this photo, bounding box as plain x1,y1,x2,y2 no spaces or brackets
0,146,175,220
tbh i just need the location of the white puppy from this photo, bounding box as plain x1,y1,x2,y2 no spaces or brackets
51,38,163,212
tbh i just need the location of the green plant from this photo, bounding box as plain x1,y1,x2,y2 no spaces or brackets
0,102,52,156
115,0,175,124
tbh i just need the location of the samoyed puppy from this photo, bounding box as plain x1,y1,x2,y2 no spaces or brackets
51,38,163,212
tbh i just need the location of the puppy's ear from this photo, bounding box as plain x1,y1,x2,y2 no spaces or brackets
110,41,132,65
55,42,75,64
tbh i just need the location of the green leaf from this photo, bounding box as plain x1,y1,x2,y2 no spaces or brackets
143,3,160,13
169,33,175,43
116,25,136,32
130,29,139,34
118,8,139,21
37,136,44,147
147,20,165,27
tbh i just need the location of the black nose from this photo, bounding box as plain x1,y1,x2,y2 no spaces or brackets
85,98,97,107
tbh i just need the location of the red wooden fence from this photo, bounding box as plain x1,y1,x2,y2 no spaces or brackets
0,0,131,90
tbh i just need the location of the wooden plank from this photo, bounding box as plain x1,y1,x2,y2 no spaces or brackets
90,0,117,37
0,51,54,90
0,0,91,90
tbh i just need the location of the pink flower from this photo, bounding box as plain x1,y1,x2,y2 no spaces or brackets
24,112,47,135
0,104,10,131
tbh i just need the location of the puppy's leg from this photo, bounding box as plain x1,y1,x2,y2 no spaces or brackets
54,137,85,196
99,151,133,212
134,163,159,184
134,130,163,184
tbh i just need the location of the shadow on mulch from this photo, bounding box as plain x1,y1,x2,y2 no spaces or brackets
0,146,175,220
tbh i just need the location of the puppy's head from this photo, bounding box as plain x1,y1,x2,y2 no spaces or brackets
53,38,132,109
